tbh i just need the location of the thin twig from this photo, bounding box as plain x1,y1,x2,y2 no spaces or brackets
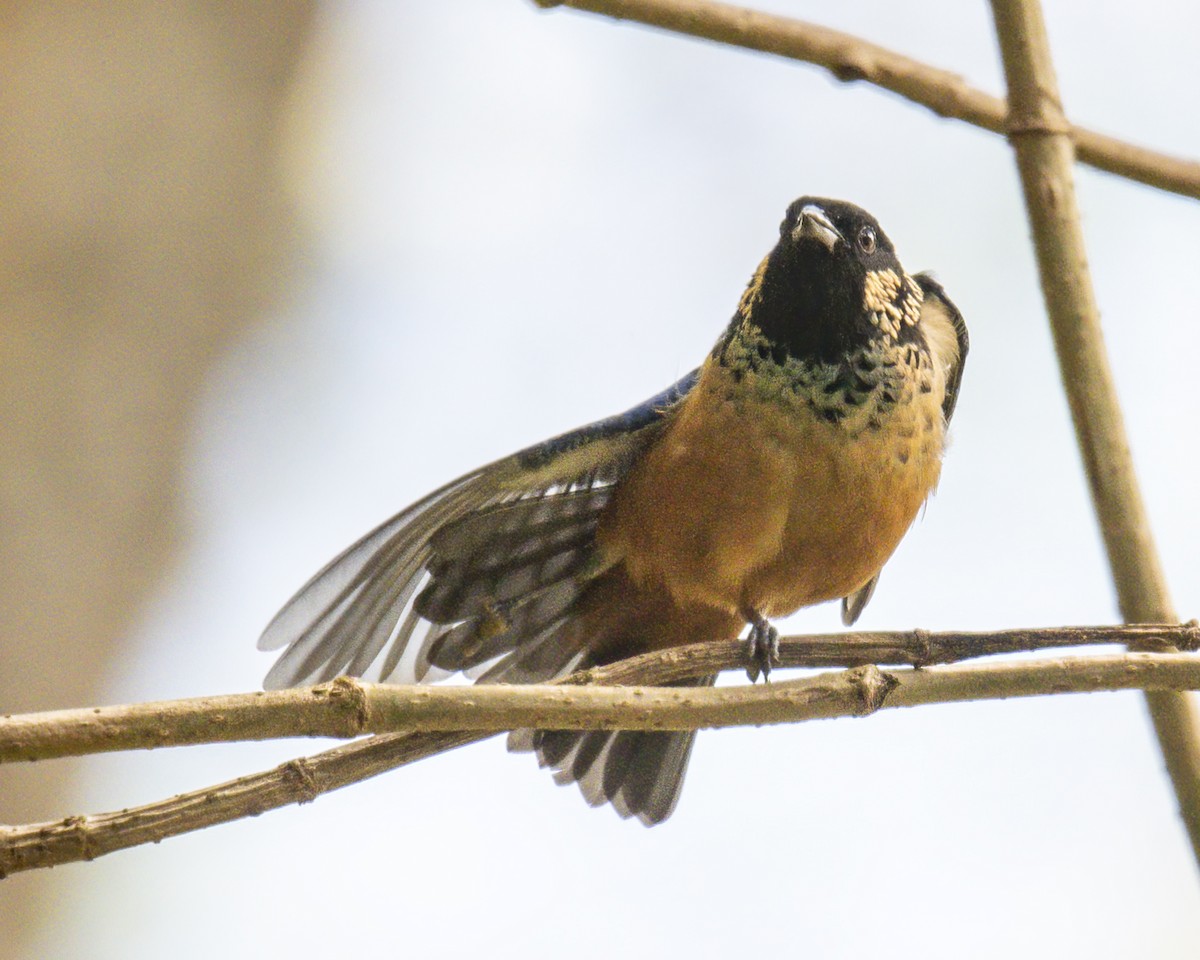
532,0,1200,201
3,646,1199,876
989,0,1200,866
4,624,1197,763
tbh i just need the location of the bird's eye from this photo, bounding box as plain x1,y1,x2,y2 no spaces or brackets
857,226,877,254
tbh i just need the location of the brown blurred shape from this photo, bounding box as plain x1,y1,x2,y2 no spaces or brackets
0,2,316,954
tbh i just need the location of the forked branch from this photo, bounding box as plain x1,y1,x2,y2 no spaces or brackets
2,624,1197,878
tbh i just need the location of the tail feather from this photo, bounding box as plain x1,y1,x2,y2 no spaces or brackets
561,731,607,785
612,729,702,822
600,730,641,802
508,675,717,826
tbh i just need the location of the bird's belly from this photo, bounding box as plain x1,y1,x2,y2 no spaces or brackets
749,418,939,615
598,369,945,617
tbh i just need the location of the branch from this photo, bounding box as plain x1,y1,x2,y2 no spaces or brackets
4,624,1196,762
532,0,1200,201
2,639,1198,877
989,0,1200,866
8,654,1200,753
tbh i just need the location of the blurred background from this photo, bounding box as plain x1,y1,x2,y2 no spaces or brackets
2,1,1198,957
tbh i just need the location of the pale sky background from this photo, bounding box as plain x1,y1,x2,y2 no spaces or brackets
34,2,1200,957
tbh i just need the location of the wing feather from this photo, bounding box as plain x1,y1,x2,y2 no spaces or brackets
913,272,969,425
260,370,698,689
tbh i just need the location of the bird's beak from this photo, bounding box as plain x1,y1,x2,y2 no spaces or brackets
791,205,842,251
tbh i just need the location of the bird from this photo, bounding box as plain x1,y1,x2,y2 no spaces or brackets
258,196,968,826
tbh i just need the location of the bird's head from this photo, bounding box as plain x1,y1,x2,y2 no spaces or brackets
740,197,924,365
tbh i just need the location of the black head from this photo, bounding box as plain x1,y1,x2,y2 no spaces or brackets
741,197,917,365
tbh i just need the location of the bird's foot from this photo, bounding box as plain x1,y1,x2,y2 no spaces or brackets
743,612,779,683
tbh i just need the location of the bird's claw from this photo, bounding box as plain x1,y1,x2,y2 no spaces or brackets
744,615,779,683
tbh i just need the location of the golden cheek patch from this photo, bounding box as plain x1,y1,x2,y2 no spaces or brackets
863,268,901,315
864,269,924,338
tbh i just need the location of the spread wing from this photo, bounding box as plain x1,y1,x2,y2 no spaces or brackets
841,273,968,626
258,370,699,689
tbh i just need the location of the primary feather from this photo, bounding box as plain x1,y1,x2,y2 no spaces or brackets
259,371,699,691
